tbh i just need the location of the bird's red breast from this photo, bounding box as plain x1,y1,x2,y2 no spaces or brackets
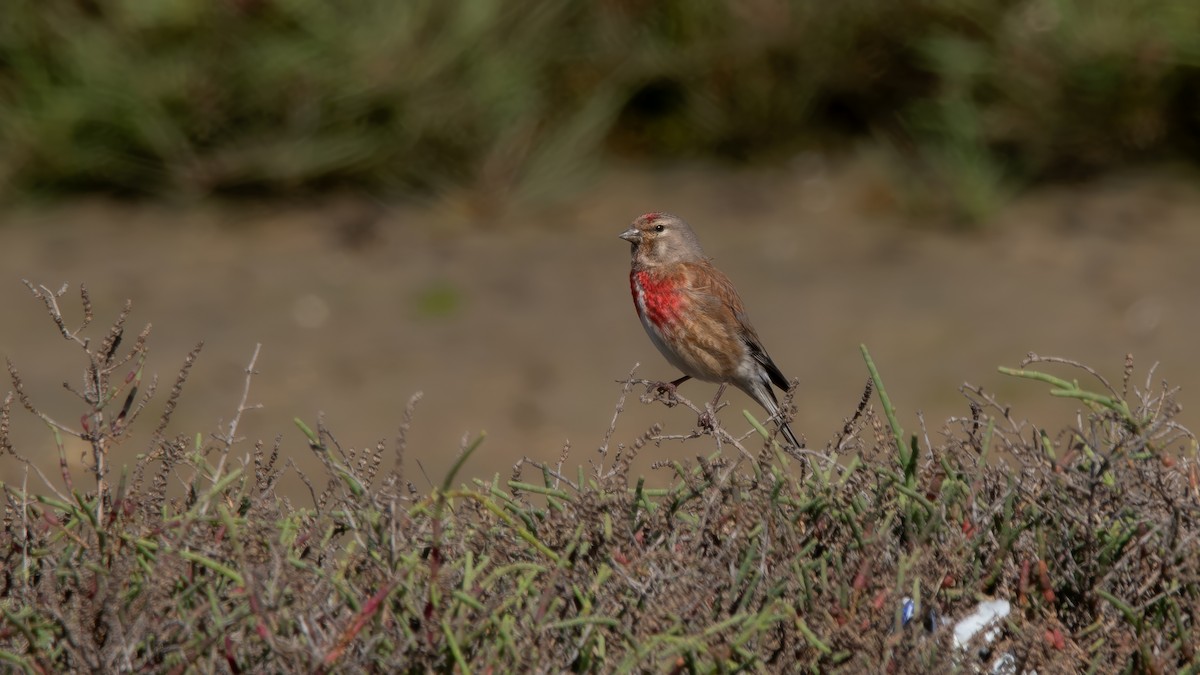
630,268,685,330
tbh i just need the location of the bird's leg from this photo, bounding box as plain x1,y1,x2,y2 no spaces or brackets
648,375,691,406
697,383,727,432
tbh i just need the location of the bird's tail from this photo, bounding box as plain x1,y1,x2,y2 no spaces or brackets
746,378,803,449
777,417,802,449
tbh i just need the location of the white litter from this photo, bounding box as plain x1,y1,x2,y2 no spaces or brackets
953,599,1011,650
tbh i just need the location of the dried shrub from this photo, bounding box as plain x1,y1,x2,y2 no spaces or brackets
1,285,1197,672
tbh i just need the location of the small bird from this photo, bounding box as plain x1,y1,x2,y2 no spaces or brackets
619,212,801,448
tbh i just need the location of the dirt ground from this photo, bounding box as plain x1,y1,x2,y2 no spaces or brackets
2,157,1199,494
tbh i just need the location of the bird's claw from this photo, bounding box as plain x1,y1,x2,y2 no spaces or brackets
644,380,680,407
697,409,717,433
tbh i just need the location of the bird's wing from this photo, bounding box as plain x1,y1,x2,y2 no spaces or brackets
681,260,793,393
746,334,792,393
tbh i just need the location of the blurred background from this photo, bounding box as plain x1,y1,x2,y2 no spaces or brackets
2,0,1199,491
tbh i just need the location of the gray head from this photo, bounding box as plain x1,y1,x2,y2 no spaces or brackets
618,212,706,268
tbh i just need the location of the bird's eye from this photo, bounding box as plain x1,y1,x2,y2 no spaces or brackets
654,224,665,233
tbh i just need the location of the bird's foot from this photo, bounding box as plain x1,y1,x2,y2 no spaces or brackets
644,380,681,407
697,409,717,433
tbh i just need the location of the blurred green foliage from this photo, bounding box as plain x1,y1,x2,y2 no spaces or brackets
414,281,461,318
1,0,1198,209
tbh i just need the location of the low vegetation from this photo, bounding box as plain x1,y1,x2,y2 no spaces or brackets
1,283,1197,672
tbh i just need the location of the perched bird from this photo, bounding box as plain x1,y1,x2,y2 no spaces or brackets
619,212,801,448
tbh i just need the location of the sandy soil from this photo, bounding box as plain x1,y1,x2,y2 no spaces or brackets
2,158,1199,494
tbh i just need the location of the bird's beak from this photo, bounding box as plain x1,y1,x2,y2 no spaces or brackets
618,227,641,243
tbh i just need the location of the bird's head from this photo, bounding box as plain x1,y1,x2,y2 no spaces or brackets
619,212,705,268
